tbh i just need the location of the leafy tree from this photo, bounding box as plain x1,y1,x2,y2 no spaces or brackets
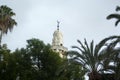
0,44,37,80
68,36,120,80
0,5,17,46
13,48,34,80
0,44,18,80
107,6,120,26
26,38,63,80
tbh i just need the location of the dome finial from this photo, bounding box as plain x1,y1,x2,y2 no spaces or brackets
57,20,60,30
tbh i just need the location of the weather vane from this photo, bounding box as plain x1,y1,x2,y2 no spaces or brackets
57,20,60,30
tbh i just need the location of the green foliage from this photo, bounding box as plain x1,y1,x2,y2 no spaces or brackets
102,36,120,80
0,38,63,80
4,37,120,80
0,45,17,80
13,48,34,80
68,36,120,80
107,6,120,26
26,38,63,80
0,5,17,33
0,5,17,46
0,38,79,80
57,59,85,80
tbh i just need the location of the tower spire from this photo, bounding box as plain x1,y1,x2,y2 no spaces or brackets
51,21,68,58
57,20,60,30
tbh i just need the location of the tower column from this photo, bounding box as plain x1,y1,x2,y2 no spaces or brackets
51,21,68,58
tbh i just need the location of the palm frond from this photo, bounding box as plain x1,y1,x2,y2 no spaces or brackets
0,5,17,34
77,40,93,60
73,58,91,72
72,46,84,53
84,40,96,70
108,37,120,48
95,36,119,56
72,40,93,64
68,50,93,72
77,40,88,53
116,6,120,11
90,40,94,55
72,40,100,72
107,14,120,20
84,39,90,53
115,20,120,26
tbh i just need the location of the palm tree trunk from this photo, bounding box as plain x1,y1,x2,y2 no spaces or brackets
0,31,3,48
89,71,102,80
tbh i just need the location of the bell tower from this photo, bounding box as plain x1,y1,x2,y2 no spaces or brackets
51,21,68,58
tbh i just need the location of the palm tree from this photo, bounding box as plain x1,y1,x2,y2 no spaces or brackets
68,36,120,80
107,6,120,26
56,59,85,80
0,5,17,46
102,37,120,80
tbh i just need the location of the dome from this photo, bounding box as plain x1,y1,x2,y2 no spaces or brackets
52,29,63,46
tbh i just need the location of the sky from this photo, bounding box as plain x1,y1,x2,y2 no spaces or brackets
1,0,120,51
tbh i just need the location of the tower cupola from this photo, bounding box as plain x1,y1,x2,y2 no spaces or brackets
51,21,68,58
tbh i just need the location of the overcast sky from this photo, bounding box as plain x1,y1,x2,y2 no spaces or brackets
1,0,120,51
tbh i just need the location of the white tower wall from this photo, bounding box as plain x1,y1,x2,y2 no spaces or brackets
51,22,68,58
